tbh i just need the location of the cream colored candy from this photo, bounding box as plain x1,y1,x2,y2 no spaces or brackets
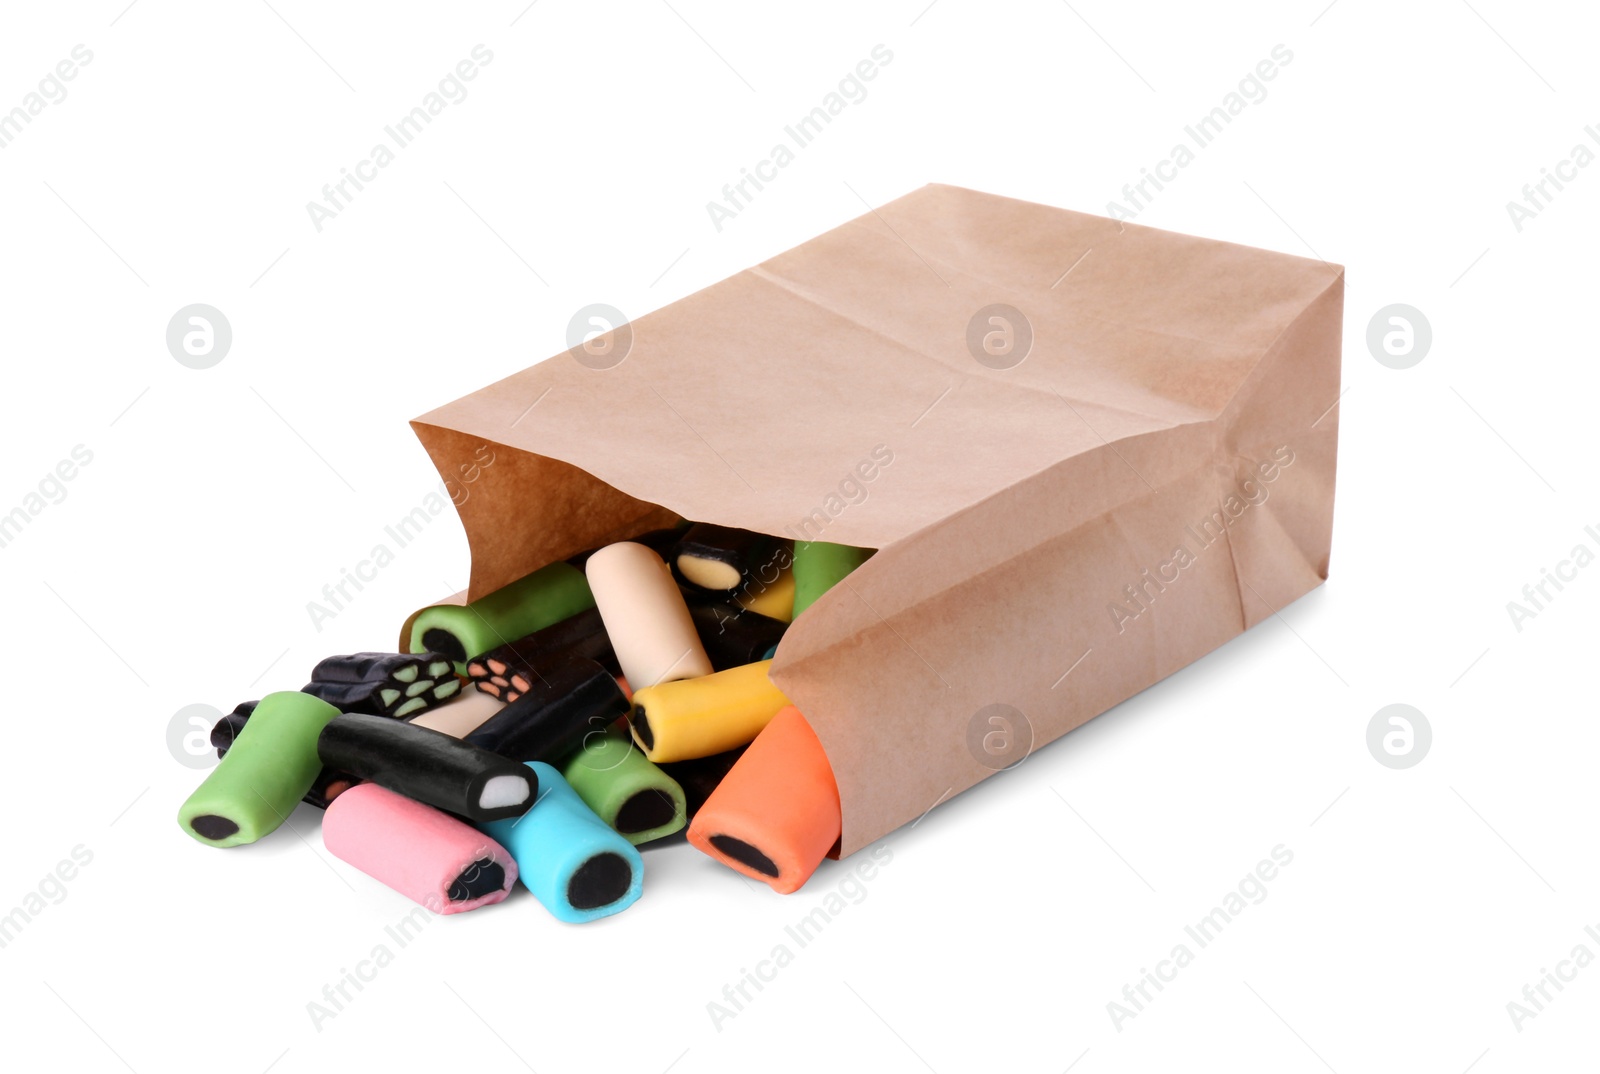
586,542,713,689
405,687,505,738
677,555,742,591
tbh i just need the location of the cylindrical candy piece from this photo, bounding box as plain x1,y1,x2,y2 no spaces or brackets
211,705,360,810
178,691,342,847
735,560,796,623
686,600,788,671
464,656,630,762
672,523,774,592
408,561,596,673
318,713,536,822
687,706,840,894
303,651,460,718
404,687,505,738
567,524,687,571
467,607,620,701
479,762,644,923
560,729,687,844
324,784,517,914
585,542,712,689
627,660,789,763
656,746,746,821
790,541,872,618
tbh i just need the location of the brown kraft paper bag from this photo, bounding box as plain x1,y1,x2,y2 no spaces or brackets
407,183,1344,857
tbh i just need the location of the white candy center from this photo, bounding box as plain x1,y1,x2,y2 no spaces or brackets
479,775,531,810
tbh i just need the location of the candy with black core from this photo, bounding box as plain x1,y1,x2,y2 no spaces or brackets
317,713,536,822
178,691,342,847
686,705,841,894
710,834,779,877
627,659,790,762
407,561,596,674
448,859,506,902
559,727,686,844
464,655,630,762
478,762,644,923
672,523,774,592
323,784,518,915
467,607,619,701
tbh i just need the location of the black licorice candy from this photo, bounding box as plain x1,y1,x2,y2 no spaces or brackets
302,677,459,719
228,699,258,719
464,655,630,762
211,706,360,810
467,607,620,702
302,651,460,718
657,746,747,819
310,651,451,685
317,713,537,823
672,523,775,592
685,600,788,671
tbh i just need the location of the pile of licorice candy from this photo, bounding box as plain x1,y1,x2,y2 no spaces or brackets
178,523,869,921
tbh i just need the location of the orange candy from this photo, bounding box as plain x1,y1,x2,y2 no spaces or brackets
687,705,840,894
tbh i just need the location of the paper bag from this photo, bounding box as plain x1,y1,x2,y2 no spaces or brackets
410,184,1343,856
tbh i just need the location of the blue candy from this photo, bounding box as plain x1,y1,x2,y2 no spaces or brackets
479,762,644,923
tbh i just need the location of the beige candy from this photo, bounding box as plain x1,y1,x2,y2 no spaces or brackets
405,686,505,738
586,541,713,689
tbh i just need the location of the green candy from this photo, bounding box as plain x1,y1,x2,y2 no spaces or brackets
177,691,341,848
409,561,596,674
791,541,873,618
560,729,686,845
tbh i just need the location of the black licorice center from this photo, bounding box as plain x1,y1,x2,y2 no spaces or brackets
710,834,779,878
448,858,506,902
191,814,240,841
421,628,467,665
631,706,654,750
615,789,676,834
568,852,632,910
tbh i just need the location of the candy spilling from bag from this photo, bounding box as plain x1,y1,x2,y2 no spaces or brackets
179,523,852,921
177,183,1346,922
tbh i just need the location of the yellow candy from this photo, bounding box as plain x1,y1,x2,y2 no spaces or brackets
628,660,790,762
734,566,795,623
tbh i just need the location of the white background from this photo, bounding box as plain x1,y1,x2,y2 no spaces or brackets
1,1,1595,1071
